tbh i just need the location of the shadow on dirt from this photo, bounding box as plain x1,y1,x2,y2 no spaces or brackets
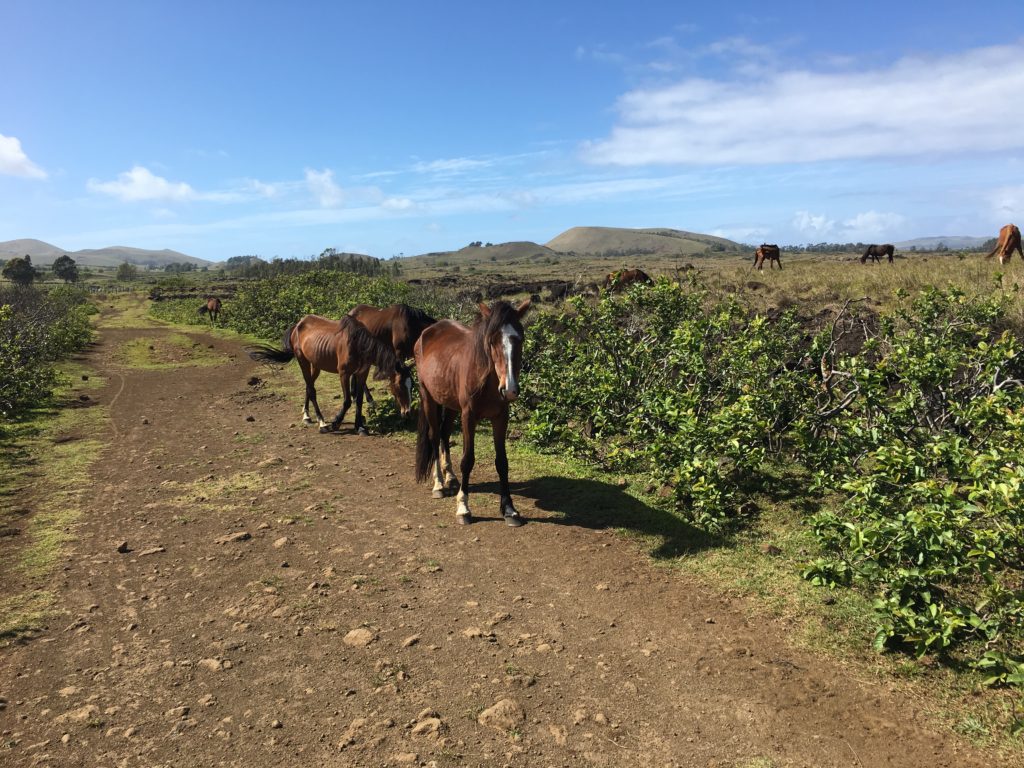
474,475,722,558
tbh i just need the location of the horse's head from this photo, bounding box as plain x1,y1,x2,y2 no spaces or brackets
387,362,414,417
478,298,531,402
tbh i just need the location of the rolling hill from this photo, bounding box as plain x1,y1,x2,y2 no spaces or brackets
0,239,209,268
545,226,744,256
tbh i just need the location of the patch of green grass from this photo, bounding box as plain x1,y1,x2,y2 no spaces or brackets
0,363,107,644
0,590,55,641
117,333,227,370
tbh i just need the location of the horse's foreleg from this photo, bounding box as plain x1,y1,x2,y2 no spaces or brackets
492,409,524,527
353,369,368,436
455,409,477,524
328,369,352,432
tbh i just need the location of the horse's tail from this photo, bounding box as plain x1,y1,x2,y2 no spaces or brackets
414,401,436,483
342,316,401,379
247,324,296,364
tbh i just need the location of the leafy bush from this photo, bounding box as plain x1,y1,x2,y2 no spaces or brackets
0,286,94,422
518,277,811,533
799,288,1024,672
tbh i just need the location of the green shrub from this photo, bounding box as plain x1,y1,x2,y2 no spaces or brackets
0,286,94,422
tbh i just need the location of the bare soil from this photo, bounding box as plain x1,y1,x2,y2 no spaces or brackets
0,312,1005,767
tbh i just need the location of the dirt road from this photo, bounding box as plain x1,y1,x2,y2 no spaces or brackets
0,310,998,767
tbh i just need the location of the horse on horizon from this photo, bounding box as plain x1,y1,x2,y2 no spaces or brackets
414,299,531,527
248,315,412,434
861,244,895,264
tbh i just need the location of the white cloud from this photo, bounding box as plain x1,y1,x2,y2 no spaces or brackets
841,210,905,239
793,210,836,238
585,44,1024,166
305,168,344,207
245,178,280,198
381,197,416,211
0,134,47,179
88,166,195,201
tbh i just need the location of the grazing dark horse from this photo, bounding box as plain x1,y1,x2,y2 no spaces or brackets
198,297,222,324
414,299,531,526
986,224,1023,265
603,268,652,291
753,244,782,270
861,244,895,264
247,315,412,434
347,303,437,408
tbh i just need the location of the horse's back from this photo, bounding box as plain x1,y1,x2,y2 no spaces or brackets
293,315,346,370
415,320,473,407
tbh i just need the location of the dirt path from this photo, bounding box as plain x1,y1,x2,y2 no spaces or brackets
0,311,1000,767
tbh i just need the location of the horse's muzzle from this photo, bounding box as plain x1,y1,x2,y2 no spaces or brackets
499,386,519,402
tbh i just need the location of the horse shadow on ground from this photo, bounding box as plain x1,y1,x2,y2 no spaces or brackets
472,475,722,559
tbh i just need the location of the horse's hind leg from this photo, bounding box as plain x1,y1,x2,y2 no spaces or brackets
439,409,459,494
455,408,477,523
300,363,328,429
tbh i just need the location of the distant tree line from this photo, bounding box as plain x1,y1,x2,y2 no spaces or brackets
2,254,82,285
223,248,401,279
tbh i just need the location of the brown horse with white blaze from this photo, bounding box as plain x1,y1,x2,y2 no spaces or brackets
248,315,412,434
414,299,531,526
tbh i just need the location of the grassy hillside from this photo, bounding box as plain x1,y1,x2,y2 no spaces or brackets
546,226,743,256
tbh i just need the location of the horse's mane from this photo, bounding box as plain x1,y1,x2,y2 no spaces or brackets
339,315,402,380
396,303,437,326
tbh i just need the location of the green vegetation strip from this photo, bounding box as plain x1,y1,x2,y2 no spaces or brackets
0,378,108,642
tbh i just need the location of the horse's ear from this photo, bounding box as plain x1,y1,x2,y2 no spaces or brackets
478,302,491,317
516,297,532,317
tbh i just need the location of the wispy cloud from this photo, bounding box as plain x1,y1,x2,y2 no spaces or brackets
585,44,1024,166
410,157,497,175
88,165,287,204
0,134,47,179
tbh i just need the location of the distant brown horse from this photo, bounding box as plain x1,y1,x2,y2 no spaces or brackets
753,244,782,270
986,224,1023,265
861,244,894,264
603,268,652,291
414,299,531,526
198,297,222,323
248,315,412,434
347,303,437,409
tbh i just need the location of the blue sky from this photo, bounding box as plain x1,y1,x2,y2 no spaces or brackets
3,1,1024,261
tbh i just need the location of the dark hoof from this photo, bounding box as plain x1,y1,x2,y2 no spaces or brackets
457,513,473,525
318,425,332,434
356,427,369,436
431,489,445,499
504,514,526,528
